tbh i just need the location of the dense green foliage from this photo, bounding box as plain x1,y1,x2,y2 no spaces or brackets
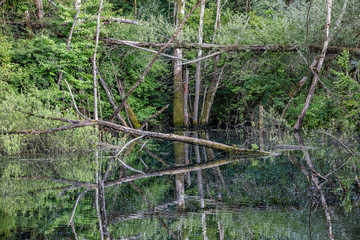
0,0,360,153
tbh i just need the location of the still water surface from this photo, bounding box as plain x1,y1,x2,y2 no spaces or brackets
0,129,359,239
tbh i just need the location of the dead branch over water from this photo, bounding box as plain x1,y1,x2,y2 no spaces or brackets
8,117,272,155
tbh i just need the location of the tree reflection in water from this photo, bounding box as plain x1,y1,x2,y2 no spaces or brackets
0,129,359,239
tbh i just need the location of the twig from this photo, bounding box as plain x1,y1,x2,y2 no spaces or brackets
143,147,169,167
46,0,58,9
96,66,128,126
138,139,148,152
124,42,188,61
281,76,309,119
180,51,222,65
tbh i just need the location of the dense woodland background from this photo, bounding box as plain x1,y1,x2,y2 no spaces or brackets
0,0,360,153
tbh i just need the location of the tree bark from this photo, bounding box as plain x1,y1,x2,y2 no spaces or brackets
35,0,44,20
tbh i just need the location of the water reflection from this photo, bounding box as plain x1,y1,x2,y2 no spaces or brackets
0,129,359,239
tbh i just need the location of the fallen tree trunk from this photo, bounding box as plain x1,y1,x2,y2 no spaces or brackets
104,38,360,54
8,117,273,155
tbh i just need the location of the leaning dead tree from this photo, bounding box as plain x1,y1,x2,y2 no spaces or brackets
293,0,344,131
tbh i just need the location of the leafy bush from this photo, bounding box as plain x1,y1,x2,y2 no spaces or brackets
0,85,98,155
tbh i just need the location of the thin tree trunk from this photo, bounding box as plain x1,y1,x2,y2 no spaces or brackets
199,55,220,125
92,0,104,123
294,0,332,131
259,105,263,129
109,59,141,128
193,0,205,126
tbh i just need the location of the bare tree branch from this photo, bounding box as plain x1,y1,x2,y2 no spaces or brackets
63,78,89,120
139,105,169,130
123,42,188,61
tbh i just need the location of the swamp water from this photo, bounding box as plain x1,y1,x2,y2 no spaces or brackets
0,129,359,239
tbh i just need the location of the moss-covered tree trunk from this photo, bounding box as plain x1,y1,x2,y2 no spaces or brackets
173,0,186,127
